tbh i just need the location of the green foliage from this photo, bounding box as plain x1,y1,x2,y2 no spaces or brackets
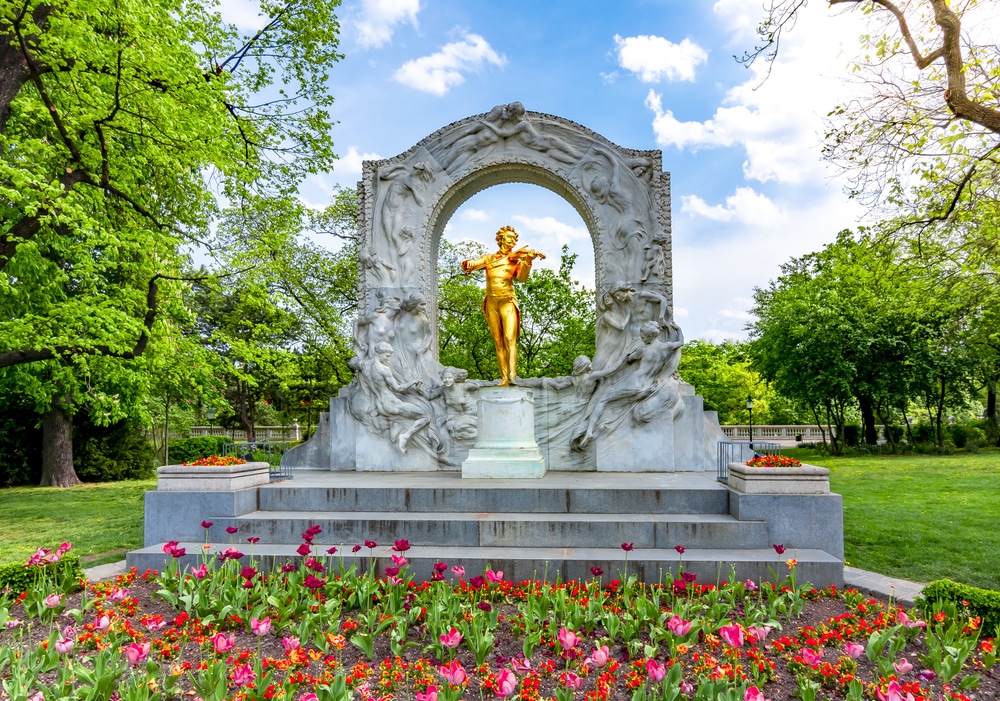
73,420,155,482
165,436,230,466
0,398,42,486
0,557,84,596
918,579,1000,636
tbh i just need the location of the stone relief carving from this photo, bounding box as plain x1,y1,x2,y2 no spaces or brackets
333,103,691,470
571,320,684,451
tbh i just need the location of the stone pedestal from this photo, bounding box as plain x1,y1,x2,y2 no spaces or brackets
462,386,546,478
156,462,270,491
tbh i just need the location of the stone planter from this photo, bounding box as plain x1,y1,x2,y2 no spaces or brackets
157,462,270,492
727,463,830,494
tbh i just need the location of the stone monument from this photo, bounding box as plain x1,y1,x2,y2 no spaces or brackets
282,101,728,474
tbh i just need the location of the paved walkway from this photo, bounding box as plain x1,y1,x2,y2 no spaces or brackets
84,560,924,606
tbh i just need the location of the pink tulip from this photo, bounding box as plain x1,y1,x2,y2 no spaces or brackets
439,660,467,686
801,647,823,666
511,657,532,674
719,623,744,648
667,615,692,636
485,568,504,583
584,644,610,667
744,579,759,591
893,658,913,674
232,663,256,687
110,588,129,602
680,681,694,694
44,593,63,609
876,680,916,701
896,610,926,629
415,686,438,701
96,615,111,631
251,617,271,636
451,565,465,579
646,659,666,682
744,687,768,701
54,637,74,654
190,563,208,579
557,627,581,651
495,669,517,697
299,694,320,701
282,636,301,650
125,642,150,666
560,672,584,690
440,627,463,648
391,553,408,567
843,641,864,659
211,632,235,653
748,625,772,643
27,693,44,701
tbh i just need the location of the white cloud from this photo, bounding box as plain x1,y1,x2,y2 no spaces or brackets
334,146,382,176
680,187,785,226
511,215,588,247
614,34,708,83
355,0,421,49
644,6,870,185
460,208,489,222
393,33,506,96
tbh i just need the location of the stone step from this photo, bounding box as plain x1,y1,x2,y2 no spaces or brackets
127,543,843,589
258,471,730,515
209,511,769,550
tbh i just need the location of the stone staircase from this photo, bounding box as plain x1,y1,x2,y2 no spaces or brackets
128,470,843,587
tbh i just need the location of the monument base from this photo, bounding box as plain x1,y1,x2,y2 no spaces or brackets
462,386,547,479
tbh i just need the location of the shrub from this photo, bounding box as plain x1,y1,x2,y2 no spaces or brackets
885,425,904,444
841,424,860,447
0,403,42,486
74,420,155,482
972,418,1000,447
917,579,1000,637
908,423,936,444
167,436,230,465
0,556,84,596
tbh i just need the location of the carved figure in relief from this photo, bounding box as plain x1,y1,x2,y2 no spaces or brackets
593,281,636,371
460,225,546,386
366,342,434,454
433,103,511,172
582,147,653,274
397,293,438,381
376,162,433,281
439,367,478,451
641,234,669,284
571,321,684,450
480,102,583,166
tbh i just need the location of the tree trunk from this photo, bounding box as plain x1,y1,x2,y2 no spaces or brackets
858,394,878,445
39,407,81,487
875,403,896,453
988,376,997,423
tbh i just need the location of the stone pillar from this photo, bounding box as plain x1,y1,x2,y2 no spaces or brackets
462,387,546,478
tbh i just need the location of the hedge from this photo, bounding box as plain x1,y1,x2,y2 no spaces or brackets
917,578,1000,637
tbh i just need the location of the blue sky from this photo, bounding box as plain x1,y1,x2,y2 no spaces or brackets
223,0,874,340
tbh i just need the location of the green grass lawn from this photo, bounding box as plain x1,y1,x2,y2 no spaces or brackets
785,447,1000,591
2,453,999,591
0,478,155,567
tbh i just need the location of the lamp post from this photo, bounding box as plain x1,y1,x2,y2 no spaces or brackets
206,407,216,436
746,396,754,452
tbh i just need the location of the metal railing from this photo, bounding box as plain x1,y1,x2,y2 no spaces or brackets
224,442,295,481
716,441,781,483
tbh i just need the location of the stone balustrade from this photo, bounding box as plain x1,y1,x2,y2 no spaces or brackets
188,425,303,442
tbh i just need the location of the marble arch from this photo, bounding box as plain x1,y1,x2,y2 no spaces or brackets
356,103,674,353
282,103,725,474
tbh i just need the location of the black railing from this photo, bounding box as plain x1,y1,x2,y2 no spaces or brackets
716,441,781,483
224,441,294,481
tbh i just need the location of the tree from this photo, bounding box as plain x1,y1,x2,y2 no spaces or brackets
0,0,343,484
744,0,1000,223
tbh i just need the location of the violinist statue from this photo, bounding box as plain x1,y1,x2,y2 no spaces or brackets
461,225,546,386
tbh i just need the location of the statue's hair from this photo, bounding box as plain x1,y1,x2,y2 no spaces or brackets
374,341,394,354
572,355,592,374
495,225,518,246
640,320,660,337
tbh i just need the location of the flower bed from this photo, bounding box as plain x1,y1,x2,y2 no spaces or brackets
183,455,248,467
1,531,996,700
728,462,831,494
156,461,270,492
746,455,802,468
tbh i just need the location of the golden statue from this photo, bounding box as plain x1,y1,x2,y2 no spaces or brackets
461,225,546,385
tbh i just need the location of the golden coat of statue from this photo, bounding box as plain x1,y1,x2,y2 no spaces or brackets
460,225,545,385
